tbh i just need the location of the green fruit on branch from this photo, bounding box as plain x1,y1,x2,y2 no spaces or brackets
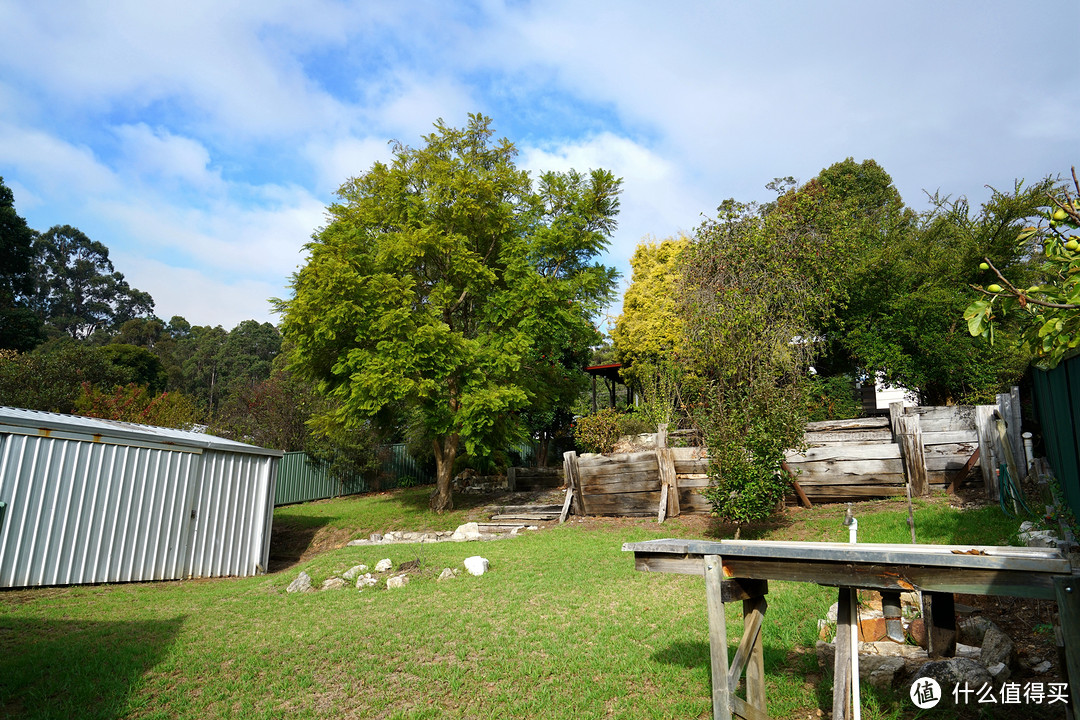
979,262,990,270
987,284,1003,293
1066,239,1079,251
1053,207,1069,221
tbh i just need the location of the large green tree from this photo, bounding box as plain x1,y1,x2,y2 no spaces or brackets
0,178,43,350
29,225,154,340
279,115,619,511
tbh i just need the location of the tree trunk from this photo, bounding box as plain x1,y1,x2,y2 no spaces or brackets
430,434,458,513
537,431,550,468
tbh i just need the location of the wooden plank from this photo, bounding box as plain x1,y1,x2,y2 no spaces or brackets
577,460,659,479
704,555,733,720
922,430,978,445
800,485,907,499
564,451,586,515
786,458,905,477
581,474,661,494
786,444,901,463
558,486,573,524
634,553,705,576
581,491,660,515
833,587,852,720
731,696,770,720
805,416,890,431
658,446,679,518
792,473,906,486
657,483,669,524
670,446,710,461
946,447,979,495
678,490,712,513
804,429,894,444
657,422,668,449
577,450,658,466
1054,576,1080,713
674,459,709,474
491,513,559,521
975,405,999,499
507,466,516,492
728,596,767,708
676,474,711,488
923,591,956,658
780,461,812,508
897,414,929,496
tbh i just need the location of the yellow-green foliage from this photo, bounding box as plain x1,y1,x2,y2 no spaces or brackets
611,235,688,385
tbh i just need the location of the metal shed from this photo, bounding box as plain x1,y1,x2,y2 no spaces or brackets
0,407,282,589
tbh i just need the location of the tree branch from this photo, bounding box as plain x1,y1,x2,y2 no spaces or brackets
975,257,1080,310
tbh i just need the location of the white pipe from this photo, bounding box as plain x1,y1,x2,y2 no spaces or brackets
1023,432,1034,473
849,517,861,720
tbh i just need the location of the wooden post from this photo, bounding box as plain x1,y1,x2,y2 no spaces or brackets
833,587,852,720
704,554,732,720
922,591,956,658
657,446,679,522
591,375,597,414
781,461,812,508
975,405,998,499
563,451,586,516
507,466,517,493
558,486,573,524
657,422,668,449
1054,576,1080,712
897,414,929,496
742,597,767,713
888,401,904,440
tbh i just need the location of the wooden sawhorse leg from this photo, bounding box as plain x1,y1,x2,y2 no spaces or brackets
705,554,770,720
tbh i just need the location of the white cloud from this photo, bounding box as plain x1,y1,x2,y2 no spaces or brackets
303,135,394,195
117,257,283,328
114,124,223,190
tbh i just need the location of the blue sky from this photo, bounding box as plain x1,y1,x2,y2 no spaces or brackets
2,1,1078,330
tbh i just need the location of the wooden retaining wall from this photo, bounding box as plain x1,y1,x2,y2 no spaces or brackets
559,392,1025,518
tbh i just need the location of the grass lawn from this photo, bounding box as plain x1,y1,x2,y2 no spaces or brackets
0,489,1030,719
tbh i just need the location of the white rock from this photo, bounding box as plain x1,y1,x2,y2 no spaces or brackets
320,577,347,591
356,573,377,589
438,568,456,581
988,661,1011,683
464,556,489,576
343,564,369,580
286,571,313,593
452,522,482,542
387,574,409,589
1033,660,1053,673
375,558,393,573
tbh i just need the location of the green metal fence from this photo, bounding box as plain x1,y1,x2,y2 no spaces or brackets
274,444,437,506
1031,353,1080,519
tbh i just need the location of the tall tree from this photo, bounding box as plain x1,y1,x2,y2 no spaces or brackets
0,178,43,350
29,225,154,339
279,114,619,511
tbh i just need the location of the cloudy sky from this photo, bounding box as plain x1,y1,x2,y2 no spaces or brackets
1,1,1077,330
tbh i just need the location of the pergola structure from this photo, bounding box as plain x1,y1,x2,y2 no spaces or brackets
584,362,633,413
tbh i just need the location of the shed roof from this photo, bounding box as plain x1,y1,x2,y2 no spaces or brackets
0,406,283,458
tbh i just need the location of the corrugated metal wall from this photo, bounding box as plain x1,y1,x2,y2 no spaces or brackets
0,432,277,589
1032,354,1080,519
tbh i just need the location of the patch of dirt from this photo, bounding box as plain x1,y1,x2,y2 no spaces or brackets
267,524,356,573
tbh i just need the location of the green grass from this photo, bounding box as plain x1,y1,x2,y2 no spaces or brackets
0,491,1029,719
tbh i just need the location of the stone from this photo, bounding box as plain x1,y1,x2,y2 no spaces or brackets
866,656,905,690
356,573,377,589
907,618,928,648
452,522,482,542
437,568,457,581
346,538,370,546
369,532,383,543
954,643,981,659
858,616,887,642
826,602,839,624
911,658,992,705
320,577,346,591
386,574,409,589
957,616,995,646
286,571,313,593
1032,660,1053,673
464,556,489,576
343,564,369,581
979,625,1014,668
987,661,1010,683
375,558,393,573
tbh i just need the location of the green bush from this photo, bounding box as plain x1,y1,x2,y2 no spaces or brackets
573,407,623,454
